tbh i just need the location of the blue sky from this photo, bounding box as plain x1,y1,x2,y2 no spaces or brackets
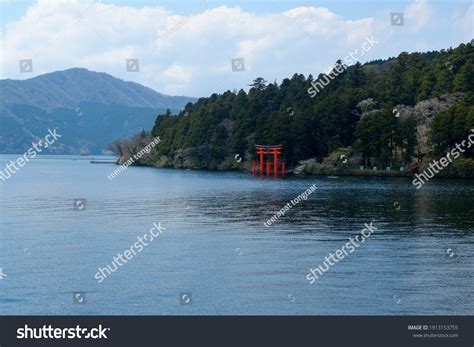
1,0,472,96
1,1,467,20
2,0,469,24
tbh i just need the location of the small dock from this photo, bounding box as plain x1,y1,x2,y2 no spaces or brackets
90,158,116,164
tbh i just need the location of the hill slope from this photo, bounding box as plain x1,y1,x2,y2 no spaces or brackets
124,42,473,174
0,68,196,154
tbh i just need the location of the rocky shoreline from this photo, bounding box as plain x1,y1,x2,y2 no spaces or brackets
114,154,474,179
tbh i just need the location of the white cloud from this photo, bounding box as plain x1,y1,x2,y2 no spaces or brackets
459,4,474,42
405,0,434,32
0,0,471,97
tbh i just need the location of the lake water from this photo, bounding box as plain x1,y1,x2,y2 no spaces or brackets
0,155,473,315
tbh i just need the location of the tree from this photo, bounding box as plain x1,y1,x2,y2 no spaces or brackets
249,77,268,91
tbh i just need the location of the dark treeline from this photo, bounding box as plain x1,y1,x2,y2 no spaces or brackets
125,42,474,171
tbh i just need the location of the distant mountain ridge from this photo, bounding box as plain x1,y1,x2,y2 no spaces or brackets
1,68,193,110
0,68,196,154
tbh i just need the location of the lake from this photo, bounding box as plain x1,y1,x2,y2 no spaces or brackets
0,155,473,315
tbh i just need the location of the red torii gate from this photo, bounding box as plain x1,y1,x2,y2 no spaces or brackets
252,145,285,177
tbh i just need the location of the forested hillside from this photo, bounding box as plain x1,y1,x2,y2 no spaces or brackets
0,68,196,154
115,42,474,174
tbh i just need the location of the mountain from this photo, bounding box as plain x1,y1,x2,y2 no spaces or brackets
0,68,196,154
113,42,474,176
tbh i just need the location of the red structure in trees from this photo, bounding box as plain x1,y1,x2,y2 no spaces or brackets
252,145,285,177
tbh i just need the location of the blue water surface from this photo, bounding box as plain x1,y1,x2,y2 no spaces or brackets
0,155,472,315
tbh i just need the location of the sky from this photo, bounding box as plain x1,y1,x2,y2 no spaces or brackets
0,0,472,97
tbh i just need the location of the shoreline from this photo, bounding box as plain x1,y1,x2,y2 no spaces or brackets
114,155,474,180
3,153,470,180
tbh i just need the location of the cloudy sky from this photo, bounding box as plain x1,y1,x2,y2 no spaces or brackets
1,0,472,97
